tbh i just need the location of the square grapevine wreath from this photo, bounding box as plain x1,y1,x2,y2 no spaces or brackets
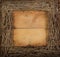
0,0,60,57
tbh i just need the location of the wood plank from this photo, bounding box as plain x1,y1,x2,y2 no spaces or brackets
13,11,48,29
13,29,47,46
